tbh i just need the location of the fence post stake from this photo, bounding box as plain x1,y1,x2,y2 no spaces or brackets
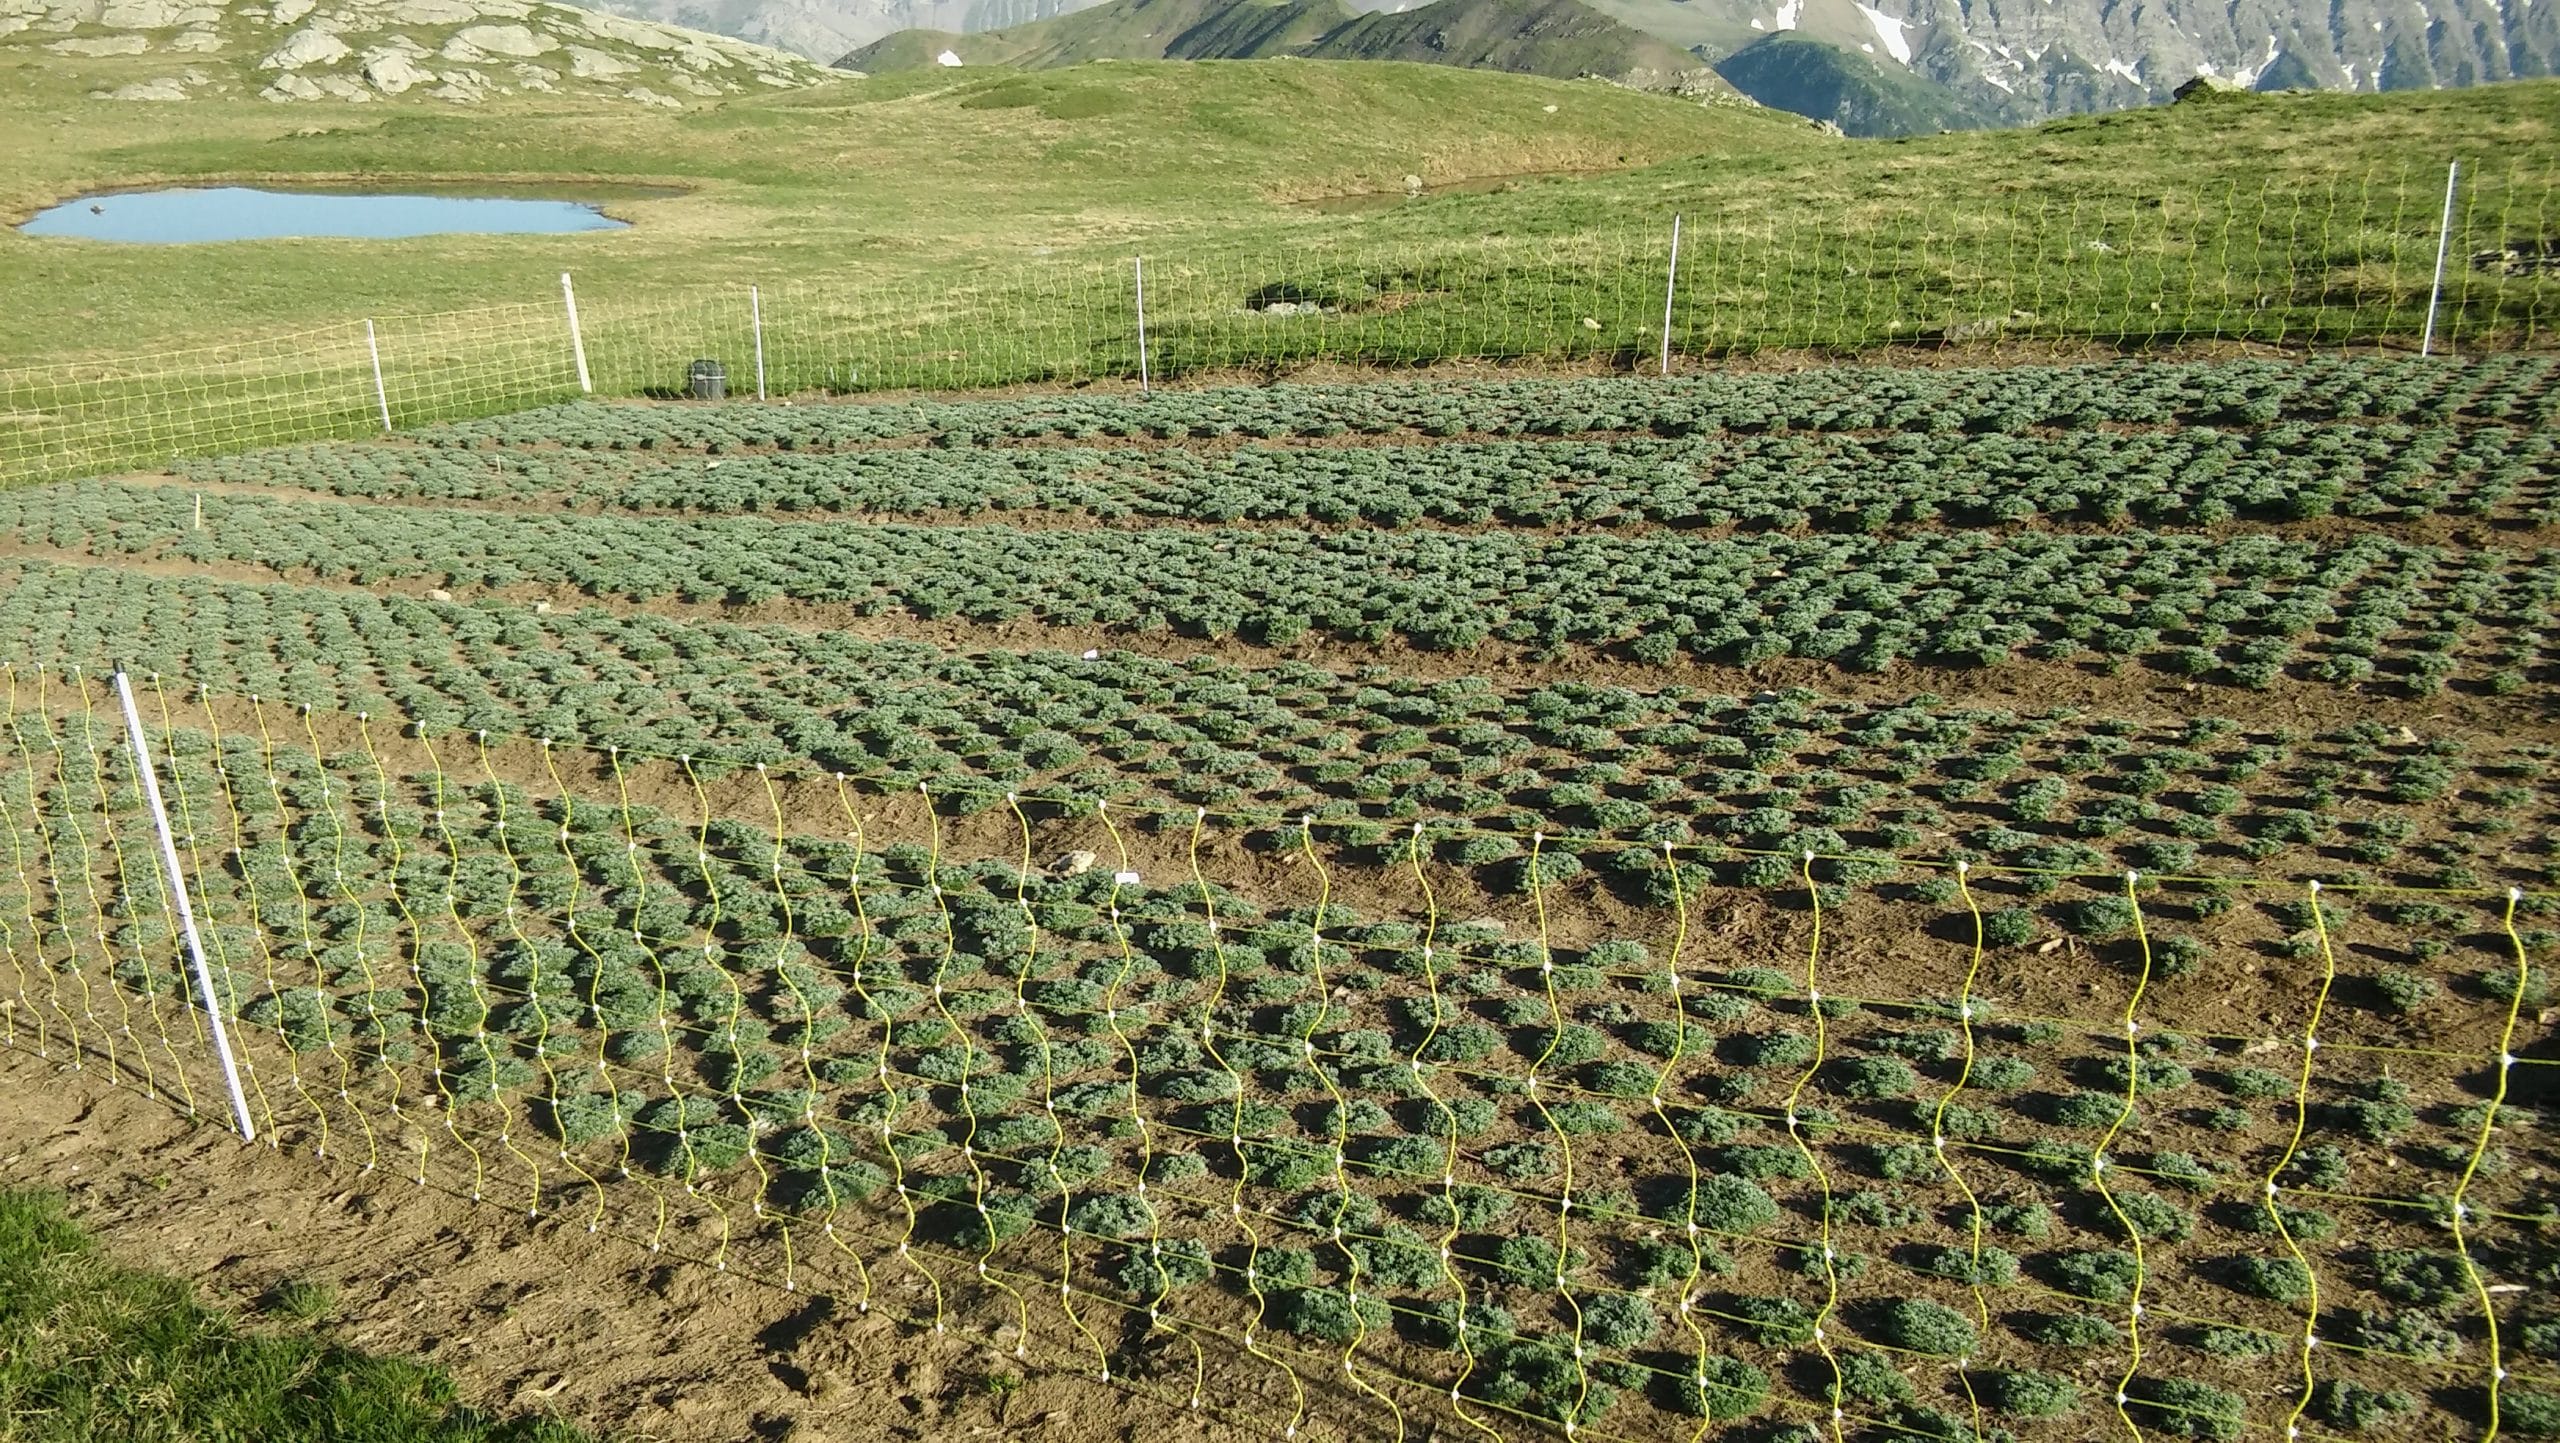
112,669,255,1144
751,284,767,401
560,271,593,394
1134,256,1150,396
2422,160,2459,357
365,319,392,433
1659,214,1683,375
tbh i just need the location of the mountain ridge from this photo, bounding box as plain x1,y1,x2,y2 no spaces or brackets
575,0,2557,133
839,0,1731,92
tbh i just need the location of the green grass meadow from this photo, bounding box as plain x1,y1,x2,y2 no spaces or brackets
2,59,2557,482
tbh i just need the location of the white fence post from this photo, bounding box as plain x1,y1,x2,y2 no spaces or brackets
1134,257,1151,396
560,271,593,394
2423,160,2459,358
751,284,767,401
365,319,392,433
1659,214,1683,376
112,669,255,1144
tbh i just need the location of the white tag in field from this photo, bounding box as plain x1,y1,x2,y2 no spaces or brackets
1114,870,1142,886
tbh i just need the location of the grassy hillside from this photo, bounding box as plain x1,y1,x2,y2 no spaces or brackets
0,55,1786,363
0,40,2554,380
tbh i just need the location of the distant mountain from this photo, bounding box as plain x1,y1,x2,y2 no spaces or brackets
567,0,1092,69
581,0,2556,129
840,0,1730,91
1712,29,1992,134
1306,0,1714,89
1,0,831,103
845,0,1343,69
1614,0,2555,126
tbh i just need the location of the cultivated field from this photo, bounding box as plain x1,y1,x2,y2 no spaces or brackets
0,355,2555,1443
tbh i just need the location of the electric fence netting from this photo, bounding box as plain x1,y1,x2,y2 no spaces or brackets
0,667,2549,1443
3,161,2556,488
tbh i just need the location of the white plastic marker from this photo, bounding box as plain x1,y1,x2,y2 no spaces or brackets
366,319,392,432
1659,213,1683,375
1134,257,1151,396
561,271,593,393
2422,160,2458,358
751,284,768,401
112,669,255,1142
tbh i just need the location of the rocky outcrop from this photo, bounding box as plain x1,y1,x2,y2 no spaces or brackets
7,0,839,102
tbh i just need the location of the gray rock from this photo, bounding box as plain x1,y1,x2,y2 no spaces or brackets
97,74,193,98
260,24,349,67
169,26,219,49
97,0,189,27
623,83,680,106
564,43,633,77
1052,850,1099,878
259,70,327,98
443,21,551,57
360,45,430,91
2173,74,2243,100
378,0,477,21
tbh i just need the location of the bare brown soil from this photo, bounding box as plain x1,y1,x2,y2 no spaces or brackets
0,1044,1265,1443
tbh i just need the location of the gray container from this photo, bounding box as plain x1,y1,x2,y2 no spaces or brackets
688,359,726,401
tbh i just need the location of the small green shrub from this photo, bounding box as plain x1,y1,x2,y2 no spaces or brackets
1732,1295,1815,1347
2504,1391,2560,1437
2311,1380,2416,1432
1580,1293,1658,1351
1989,1369,2080,1418
2131,1378,2245,1441
1831,1056,1918,1100
1832,1352,1915,1408
2229,1255,2313,1303
1920,1245,2020,1287
1692,1175,1780,1235
2373,1249,2468,1308
2027,1312,2120,1347
1982,908,2038,946
2051,1249,2141,1303
1272,1286,1389,1345
1985,1202,2054,1239
1673,1357,1771,1419
1877,1298,1978,1357
2194,1326,2279,1360
1971,1056,2036,1089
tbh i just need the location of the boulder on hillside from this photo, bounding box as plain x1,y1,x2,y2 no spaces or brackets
2173,74,2242,100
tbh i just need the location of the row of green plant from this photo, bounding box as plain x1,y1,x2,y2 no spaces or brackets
407,355,2560,456
7,726,2548,1443
179,420,2559,535
2,565,2553,899
26,483,2560,694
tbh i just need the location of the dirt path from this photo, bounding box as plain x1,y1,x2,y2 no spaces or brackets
0,1044,1247,1443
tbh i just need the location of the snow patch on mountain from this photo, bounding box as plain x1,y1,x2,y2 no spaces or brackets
1853,0,1907,62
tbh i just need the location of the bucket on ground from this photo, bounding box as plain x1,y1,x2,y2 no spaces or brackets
688,359,726,401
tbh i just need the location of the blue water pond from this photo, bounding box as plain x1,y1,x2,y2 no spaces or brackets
18,186,632,243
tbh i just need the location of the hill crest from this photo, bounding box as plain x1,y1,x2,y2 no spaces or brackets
0,0,836,102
